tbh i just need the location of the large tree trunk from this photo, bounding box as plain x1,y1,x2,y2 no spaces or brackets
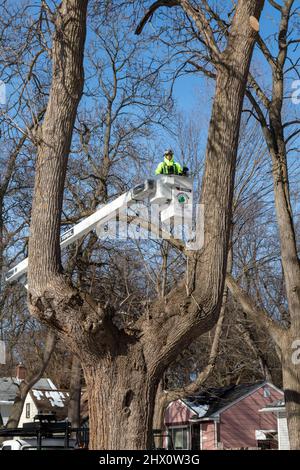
83,350,157,450
261,2,300,447
27,0,264,449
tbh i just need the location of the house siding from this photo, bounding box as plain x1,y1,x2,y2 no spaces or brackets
165,401,195,449
277,412,290,450
165,400,193,425
200,422,216,450
0,404,12,425
19,394,38,427
219,386,282,449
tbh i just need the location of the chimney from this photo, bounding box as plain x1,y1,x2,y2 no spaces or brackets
15,363,27,381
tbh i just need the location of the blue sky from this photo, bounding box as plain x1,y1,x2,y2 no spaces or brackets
1,1,299,183
172,1,284,112
163,0,299,180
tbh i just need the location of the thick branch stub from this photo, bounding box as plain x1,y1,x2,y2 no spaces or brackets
249,16,260,32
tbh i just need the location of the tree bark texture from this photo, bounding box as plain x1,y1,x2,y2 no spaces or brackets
68,356,82,428
83,347,156,449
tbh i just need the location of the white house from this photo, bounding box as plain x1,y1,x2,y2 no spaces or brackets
259,399,290,450
0,376,17,425
19,381,69,427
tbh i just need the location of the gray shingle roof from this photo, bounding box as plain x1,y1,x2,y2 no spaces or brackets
0,378,19,401
0,377,56,402
182,381,266,418
30,389,69,419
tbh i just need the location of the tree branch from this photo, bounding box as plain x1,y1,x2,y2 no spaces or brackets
0,107,46,198
226,273,285,347
285,128,300,145
248,73,272,109
268,0,283,11
256,34,277,70
178,0,221,59
277,0,294,69
187,59,216,79
5,330,56,429
24,330,57,391
135,0,221,60
135,0,179,35
283,119,300,128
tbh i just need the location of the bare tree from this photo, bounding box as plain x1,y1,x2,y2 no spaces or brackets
169,0,300,448
0,0,49,385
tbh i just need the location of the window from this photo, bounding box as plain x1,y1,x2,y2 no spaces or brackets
256,430,278,450
169,427,188,450
25,403,30,419
263,386,271,398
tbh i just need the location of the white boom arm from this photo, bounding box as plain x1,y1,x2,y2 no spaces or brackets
5,176,193,284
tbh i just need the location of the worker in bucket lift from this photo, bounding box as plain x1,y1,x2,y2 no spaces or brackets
155,149,184,176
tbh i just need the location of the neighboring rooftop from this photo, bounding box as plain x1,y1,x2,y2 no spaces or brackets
0,377,57,403
182,381,273,418
0,377,20,402
30,388,69,420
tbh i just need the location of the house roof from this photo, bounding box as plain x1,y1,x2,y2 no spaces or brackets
0,378,20,402
0,377,57,403
29,388,69,420
181,381,278,419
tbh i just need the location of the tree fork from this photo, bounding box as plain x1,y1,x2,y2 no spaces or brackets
27,0,265,449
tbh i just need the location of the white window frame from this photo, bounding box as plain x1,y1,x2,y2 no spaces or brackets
25,402,30,419
168,425,190,450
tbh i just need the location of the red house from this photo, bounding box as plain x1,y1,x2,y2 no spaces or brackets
164,381,283,450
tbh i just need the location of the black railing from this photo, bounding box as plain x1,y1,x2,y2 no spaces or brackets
0,420,89,450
